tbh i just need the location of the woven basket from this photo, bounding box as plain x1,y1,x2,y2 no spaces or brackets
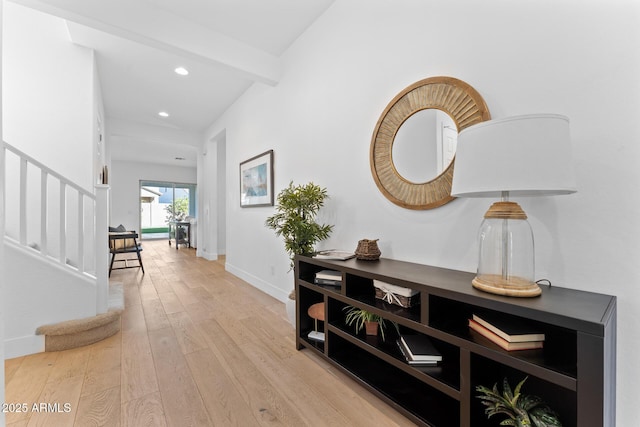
374,287,419,308
355,239,381,261
373,280,420,308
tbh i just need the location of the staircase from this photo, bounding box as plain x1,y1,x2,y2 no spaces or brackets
2,141,121,358
35,282,123,352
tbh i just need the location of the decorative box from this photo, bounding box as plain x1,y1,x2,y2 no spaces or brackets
374,280,419,308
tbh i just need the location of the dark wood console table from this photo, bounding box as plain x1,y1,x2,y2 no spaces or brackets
295,255,616,427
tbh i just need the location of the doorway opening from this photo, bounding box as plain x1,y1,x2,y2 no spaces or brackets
140,181,196,241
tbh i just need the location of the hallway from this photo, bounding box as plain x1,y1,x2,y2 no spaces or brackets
4,240,413,426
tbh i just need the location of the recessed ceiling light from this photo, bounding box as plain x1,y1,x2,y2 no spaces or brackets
158,111,169,118
174,67,189,76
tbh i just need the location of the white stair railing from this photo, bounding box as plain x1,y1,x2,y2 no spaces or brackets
3,141,109,313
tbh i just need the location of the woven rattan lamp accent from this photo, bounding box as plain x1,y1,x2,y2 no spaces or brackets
451,114,577,297
370,76,490,210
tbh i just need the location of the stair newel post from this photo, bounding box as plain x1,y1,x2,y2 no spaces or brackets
95,184,110,313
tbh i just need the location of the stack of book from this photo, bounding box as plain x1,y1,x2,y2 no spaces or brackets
468,313,545,351
396,334,442,366
314,269,342,287
313,250,356,260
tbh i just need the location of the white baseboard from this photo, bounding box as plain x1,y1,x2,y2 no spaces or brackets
225,263,289,302
5,335,45,359
198,248,218,261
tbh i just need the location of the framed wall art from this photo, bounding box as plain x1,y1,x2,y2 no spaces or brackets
239,149,274,207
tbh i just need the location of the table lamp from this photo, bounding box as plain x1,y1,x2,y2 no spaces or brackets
451,114,576,297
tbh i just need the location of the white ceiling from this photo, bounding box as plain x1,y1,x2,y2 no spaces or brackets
145,0,334,56
12,0,334,166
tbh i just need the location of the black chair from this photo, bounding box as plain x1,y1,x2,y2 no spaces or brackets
108,230,144,276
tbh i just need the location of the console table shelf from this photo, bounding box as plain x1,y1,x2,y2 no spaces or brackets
294,255,616,427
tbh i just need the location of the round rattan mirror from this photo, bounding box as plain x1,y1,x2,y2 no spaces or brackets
370,76,490,209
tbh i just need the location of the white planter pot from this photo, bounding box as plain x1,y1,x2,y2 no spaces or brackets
285,297,296,327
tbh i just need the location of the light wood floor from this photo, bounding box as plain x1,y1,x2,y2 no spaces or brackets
4,240,415,426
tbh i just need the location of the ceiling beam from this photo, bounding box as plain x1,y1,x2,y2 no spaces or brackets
8,0,281,85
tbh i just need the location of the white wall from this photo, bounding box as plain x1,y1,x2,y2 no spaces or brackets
3,2,98,266
110,160,196,231
2,2,103,362
3,243,96,358
216,136,226,256
198,137,217,260
3,2,94,190
202,0,640,424
197,130,227,260
109,118,200,168
93,58,107,187
0,0,5,422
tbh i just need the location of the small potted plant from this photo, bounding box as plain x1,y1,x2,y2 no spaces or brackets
266,181,333,325
476,376,562,427
343,306,388,341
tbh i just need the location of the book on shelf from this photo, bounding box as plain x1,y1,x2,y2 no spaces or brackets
315,269,341,280
314,269,342,287
398,334,442,362
313,250,356,260
396,340,439,366
472,313,545,343
468,319,544,351
314,278,342,287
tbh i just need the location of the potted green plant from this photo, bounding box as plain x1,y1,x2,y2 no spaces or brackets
343,306,388,341
266,181,333,325
476,377,562,427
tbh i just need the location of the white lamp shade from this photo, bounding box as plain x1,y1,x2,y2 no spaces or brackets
451,114,577,198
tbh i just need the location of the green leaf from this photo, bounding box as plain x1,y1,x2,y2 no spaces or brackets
265,181,333,269
519,394,543,412
514,377,527,397
476,377,561,427
503,377,515,401
165,197,189,222
530,407,563,427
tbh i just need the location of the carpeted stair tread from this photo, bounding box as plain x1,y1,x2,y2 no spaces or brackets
35,283,124,352
36,309,122,336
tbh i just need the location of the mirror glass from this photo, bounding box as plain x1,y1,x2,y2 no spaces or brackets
392,109,458,183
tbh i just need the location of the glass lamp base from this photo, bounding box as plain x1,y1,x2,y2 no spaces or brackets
472,274,541,297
